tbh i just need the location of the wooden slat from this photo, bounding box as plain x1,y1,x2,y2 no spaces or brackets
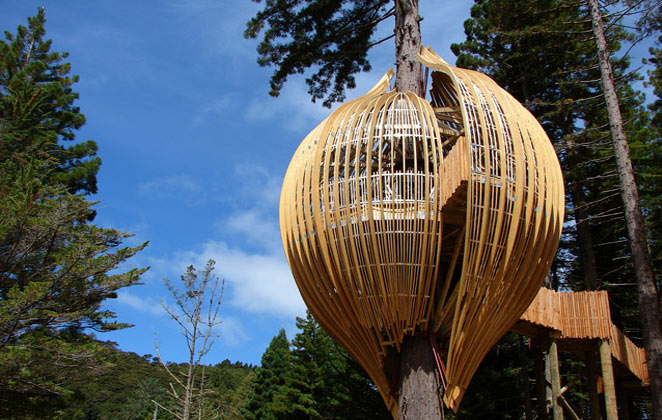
610,324,649,384
280,47,566,416
518,287,649,385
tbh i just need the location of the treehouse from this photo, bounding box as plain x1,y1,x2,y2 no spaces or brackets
279,47,565,416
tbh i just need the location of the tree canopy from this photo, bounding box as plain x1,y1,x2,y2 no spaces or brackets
245,0,393,107
243,313,390,420
0,9,147,417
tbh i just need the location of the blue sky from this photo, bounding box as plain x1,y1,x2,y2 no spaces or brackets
1,0,476,366
4,1,653,367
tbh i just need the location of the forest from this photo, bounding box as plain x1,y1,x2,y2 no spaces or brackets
1,0,661,419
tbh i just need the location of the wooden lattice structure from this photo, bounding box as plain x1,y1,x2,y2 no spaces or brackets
279,47,565,415
516,288,649,385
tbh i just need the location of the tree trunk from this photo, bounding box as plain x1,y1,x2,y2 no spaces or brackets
587,1,662,417
566,136,599,291
397,336,442,420
519,336,533,420
394,0,423,96
393,1,440,418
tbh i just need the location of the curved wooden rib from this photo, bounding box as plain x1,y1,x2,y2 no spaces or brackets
280,47,565,416
419,46,564,408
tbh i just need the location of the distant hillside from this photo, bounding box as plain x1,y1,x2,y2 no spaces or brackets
54,341,254,420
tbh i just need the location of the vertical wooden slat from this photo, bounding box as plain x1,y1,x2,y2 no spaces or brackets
280,48,566,416
549,340,564,420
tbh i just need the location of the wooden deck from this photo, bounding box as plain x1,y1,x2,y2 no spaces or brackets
513,288,649,385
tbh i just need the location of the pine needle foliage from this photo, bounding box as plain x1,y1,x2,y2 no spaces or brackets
245,0,393,107
0,9,147,417
243,313,390,420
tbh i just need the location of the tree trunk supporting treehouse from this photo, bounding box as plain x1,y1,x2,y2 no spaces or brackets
394,0,423,96
393,1,443,418
397,336,443,419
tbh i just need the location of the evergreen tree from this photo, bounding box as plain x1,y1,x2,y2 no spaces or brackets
277,311,391,420
451,0,646,319
243,329,292,420
644,26,662,285
0,8,100,195
0,10,147,417
244,315,390,420
245,0,393,107
209,361,256,420
451,0,661,415
247,2,447,416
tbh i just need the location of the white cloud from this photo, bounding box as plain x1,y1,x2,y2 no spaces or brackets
168,0,261,60
116,291,166,317
244,81,332,133
231,164,282,209
218,316,250,346
162,240,305,319
223,209,281,253
138,174,207,206
142,166,304,322
193,93,237,125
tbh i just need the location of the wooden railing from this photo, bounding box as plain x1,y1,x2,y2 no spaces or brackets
519,288,649,384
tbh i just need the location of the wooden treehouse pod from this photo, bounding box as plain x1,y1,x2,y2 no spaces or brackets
279,47,565,415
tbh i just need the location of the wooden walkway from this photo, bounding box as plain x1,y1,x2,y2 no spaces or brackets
513,287,649,385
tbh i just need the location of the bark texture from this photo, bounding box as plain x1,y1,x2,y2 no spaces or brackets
587,1,662,417
394,0,423,96
566,136,599,291
397,336,442,420
393,1,440,418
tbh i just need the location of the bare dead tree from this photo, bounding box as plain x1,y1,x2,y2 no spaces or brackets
154,259,225,420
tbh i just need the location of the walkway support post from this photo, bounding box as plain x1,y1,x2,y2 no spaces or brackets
549,339,563,420
599,339,618,420
585,349,602,420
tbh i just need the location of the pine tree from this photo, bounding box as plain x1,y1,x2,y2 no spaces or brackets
451,0,662,415
245,0,393,107
243,329,292,420
0,10,147,417
247,2,444,416
0,8,101,195
244,316,390,420
644,25,662,283
586,0,662,415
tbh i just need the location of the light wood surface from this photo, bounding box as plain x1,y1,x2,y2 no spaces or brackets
520,287,649,385
280,47,565,415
